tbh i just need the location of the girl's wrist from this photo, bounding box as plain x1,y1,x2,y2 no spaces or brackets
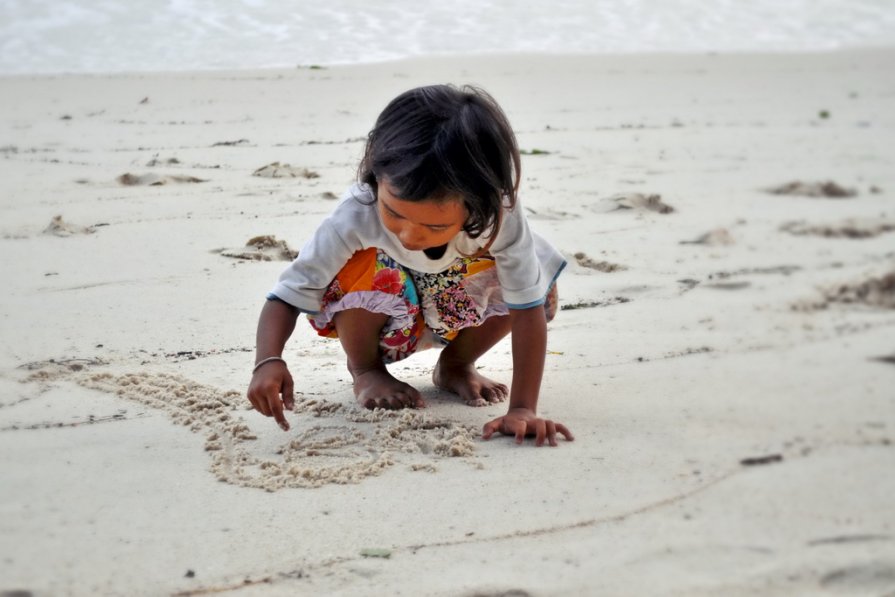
253,356,287,373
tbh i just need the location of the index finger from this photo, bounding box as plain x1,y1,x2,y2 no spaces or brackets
268,395,289,431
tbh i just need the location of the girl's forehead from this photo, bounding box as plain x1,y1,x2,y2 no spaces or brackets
379,180,464,206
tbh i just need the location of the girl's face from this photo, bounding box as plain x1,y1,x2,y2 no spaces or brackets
377,180,467,251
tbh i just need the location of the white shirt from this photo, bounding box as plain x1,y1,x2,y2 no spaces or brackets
271,184,566,313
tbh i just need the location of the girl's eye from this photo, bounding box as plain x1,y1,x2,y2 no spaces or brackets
427,225,449,232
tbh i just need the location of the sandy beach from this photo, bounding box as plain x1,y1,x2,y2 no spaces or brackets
1,50,894,595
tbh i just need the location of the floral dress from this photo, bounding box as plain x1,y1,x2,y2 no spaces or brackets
308,247,556,363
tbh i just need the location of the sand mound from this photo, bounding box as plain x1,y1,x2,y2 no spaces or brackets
607,193,675,214
22,363,479,490
117,172,206,186
215,235,298,261
252,162,320,179
821,271,895,310
781,219,895,239
42,215,94,237
766,180,857,198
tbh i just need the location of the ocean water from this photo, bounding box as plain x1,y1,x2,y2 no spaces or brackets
1,0,894,75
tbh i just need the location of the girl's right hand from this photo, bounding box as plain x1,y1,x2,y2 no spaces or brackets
247,360,295,431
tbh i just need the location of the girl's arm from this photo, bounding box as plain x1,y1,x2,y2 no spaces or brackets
247,298,299,431
482,305,574,446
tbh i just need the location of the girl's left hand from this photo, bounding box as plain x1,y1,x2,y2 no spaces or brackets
482,407,574,447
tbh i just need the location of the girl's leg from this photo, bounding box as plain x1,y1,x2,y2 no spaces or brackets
432,283,558,407
433,313,512,407
332,308,424,410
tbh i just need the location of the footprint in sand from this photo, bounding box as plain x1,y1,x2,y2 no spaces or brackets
214,235,298,262
765,180,857,198
781,218,895,239
252,162,320,179
117,172,206,186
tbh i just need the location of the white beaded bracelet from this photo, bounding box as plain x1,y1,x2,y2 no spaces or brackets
253,356,287,373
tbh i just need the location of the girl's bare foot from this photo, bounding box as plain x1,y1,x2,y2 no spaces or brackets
352,366,424,410
433,358,509,407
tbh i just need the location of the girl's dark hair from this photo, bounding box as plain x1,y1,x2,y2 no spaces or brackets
358,84,520,240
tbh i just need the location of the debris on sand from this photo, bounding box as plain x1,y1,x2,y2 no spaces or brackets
765,180,857,198
607,192,675,214
740,454,783,466
43,215,94,237
252,162,320,179
573,252,626,272
216,235,298,262
117,173,206,186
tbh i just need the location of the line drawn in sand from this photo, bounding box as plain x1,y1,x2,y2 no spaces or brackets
20,362,481,491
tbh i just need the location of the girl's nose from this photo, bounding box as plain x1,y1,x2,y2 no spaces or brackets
398,225,426,250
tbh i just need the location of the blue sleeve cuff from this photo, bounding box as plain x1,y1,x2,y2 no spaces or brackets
504,260,566,310
266,293,319,315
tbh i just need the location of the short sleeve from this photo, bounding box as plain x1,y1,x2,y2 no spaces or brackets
269,218,356,314
488,201,567,308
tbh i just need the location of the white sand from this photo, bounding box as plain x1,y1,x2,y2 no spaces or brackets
1,50,894,595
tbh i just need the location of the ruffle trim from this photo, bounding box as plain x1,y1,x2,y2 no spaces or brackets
309,290,417,333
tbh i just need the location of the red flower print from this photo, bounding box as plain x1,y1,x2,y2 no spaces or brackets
372,268,404,295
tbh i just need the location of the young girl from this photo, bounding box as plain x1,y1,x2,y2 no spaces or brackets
247,84,573,447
